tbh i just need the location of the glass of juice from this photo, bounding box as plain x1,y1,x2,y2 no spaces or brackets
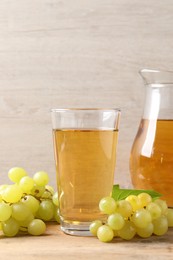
51,108,121,236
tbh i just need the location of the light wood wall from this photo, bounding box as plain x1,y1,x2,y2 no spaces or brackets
0,0,173,188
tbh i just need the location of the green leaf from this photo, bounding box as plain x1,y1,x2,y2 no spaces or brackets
112,184,162,201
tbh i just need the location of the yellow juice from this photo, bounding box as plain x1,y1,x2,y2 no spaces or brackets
53,129,118,222
130,119,173,207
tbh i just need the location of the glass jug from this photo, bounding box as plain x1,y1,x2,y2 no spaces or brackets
130,69,173,207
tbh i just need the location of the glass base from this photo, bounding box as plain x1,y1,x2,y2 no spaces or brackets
60,221,93,236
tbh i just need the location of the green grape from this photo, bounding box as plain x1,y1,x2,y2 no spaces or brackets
167,208,173,227
107,213,125,231
0,194,2,202
89,220,102,236
18,212,34,229
0,202,12,221
21,195,40,215
0,185,8,195
154,199,168,215
12,202,31,221
35,209,41,219
28,219,46,236
137,223,154,238
33,171,49,186
31,184,45,198
99,197,117,214
118,220,136,240
52,191,59,206
0,222,2,230
97,225,114,242
131,209,152,228
2,218,19,237
8,167,28,183
54,207,60,224
125,195,142,211
137,193,152,208
19,176,34,193
2,185,23,203
45,185,54,195
146,202,161,220
153,215,168,236
41,190,52,199
115,200,133,218
38,200,54,221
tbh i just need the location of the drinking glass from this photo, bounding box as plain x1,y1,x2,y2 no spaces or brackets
51,108,121,235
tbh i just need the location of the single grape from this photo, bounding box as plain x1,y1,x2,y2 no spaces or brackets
41,185,55,199
33,171,49,186
52,191,59,206
153,215,168,236
154,199,168,215
89,220,102,236
28,219,46,236
8,167,27,183
131,208,152,228
35,209,41,219
38,200,54,221
21,195,40,215
99,197,117,214
18,212,34,229
137,223,154,238
146,202,161,220
12,202,31,221
97,225,114,242
115,200,133,218
0,202,12,221
137,193,152,207
45,185,54,195
107,213,125,230
31,184,45,198
2,218,19,237
41,190,52,199
2,185,23,203
166,208,173,227
0,185,8,195
19,176,34,193
118,220,136,240
125,195,142,211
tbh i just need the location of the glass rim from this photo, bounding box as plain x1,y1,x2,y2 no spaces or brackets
139,68,173,86
139,68,173,74
51,108,121,113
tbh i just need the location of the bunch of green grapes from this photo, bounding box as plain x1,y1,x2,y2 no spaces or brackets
0,167,60,237
90,193,173,242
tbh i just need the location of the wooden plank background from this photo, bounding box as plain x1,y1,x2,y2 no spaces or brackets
0,0,173,188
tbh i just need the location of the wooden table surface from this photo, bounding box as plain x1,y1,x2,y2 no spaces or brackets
1,222,172,260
